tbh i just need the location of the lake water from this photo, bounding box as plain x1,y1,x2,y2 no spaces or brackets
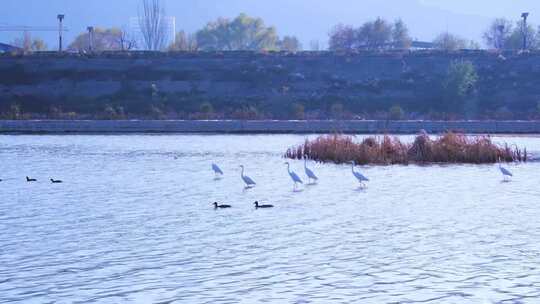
1,134,540,303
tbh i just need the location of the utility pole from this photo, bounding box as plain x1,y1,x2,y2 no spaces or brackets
87,26,94,52
521,12,529,50
57,14,65,52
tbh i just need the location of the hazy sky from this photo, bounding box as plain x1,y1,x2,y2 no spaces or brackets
1,0,539,49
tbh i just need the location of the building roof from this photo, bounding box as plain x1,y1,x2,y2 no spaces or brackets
0,42,21,53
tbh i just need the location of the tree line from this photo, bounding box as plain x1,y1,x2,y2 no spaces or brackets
8,0,540,52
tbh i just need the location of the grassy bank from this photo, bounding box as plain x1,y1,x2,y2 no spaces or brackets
285,132,527,164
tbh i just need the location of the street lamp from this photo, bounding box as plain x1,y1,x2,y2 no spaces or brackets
521,12,529,50
57,14,65,52
87,26,94,52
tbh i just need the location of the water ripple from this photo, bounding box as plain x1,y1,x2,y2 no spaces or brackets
1,134,540,303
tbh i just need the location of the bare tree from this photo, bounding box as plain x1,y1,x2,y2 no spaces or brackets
138,0,167,51
118,26,138,51
483,18,513,50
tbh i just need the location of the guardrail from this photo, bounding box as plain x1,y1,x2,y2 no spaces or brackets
1,120,540,134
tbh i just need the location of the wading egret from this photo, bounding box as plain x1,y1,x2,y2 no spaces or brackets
26,176,37,182
213,202,231,209
50,179,63,184
304,159,318,184
351,161,369,187
240,165,256,188
212,163,224,177
285,162,303,190
499,160,513,182
254,201,274,208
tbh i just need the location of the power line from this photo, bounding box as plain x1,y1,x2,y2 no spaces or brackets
0,26,69,32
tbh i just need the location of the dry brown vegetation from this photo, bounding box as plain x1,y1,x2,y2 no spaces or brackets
285,132,527,165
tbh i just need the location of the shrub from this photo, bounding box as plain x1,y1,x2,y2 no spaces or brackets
199,102,214,114
149,105,165,119
330,103,344,119
102,105,118,120
7,104,22,120
231,105,260,120
388,105,404,120
291,103,305,120
442,60,478,112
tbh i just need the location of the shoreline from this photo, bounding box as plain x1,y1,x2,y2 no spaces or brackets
1,120,540,134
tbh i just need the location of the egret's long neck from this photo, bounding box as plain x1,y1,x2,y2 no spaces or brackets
287,163,291,174
241,167,244,177
351,163,355,173
304,159,307,169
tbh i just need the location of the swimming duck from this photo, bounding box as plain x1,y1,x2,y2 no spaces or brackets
254,201,274,209
213,202,231,209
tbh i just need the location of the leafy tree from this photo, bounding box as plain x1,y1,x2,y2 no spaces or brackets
356,17,392,50
443,60,478,112
505,21,537,50
329,18,411,51
483,18,539,50
328,24,356,50
279,36,302,52
433,32,467,51
196,13,279,51
68,28,124,52
168,30,198,51
392,19,412,49
483,18,513,50
12,32,47,52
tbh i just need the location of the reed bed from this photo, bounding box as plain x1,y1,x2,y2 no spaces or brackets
285,132,527,165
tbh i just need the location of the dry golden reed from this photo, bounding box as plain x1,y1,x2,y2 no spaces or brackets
285,132,527,165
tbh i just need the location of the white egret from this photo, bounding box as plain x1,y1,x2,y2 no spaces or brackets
239,165,256,188
304,159,319,184
285,162,303,190
498,159,513,182
212,163,224,177
254,201,274,208
351,161,369,187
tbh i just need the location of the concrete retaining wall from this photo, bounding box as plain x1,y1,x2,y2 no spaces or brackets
2,51,540,120
1,120,540,134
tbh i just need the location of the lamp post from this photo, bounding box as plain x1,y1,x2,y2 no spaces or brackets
87,26,94,52
57,14,65,52
521,12,529,50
